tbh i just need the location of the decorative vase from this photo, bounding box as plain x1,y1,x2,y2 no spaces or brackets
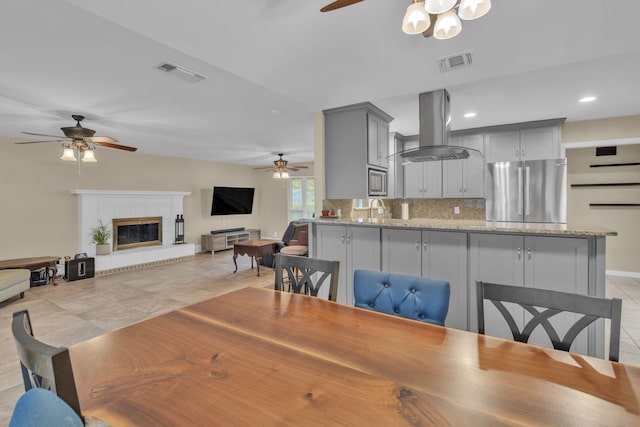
96,243,111,256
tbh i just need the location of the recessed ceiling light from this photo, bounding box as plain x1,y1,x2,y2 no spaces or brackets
579,96,597,103
464,112,477,118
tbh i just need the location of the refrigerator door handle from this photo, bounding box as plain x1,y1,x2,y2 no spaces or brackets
517,166,523,216
524,166,531,216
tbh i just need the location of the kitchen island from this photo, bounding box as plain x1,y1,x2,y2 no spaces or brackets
310,218,615,358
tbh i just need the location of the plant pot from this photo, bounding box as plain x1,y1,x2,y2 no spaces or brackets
96,243,111,256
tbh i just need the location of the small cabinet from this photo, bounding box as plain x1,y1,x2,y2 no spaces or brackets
381,228,468,330
404,161,443,198
485,125,561,163
314,224,381,305
443,133,485,198
469,233,591,355
324,103,393,199
367,114,389,168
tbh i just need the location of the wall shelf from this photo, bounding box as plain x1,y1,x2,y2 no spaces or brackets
571,182,640,188
590,162,640,168
589,204,640,207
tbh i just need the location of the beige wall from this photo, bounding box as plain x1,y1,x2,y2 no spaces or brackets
562,115,640,274
0,135,312,260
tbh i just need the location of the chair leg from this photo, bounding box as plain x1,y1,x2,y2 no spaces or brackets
20,292,25,299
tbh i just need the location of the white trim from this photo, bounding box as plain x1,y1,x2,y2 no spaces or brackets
561,137,640,156
70,189,191,196
606,270,640,279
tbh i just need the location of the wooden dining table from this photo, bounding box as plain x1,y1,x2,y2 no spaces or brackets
69,287,640,426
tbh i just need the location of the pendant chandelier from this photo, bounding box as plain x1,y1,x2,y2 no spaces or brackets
402,0,491,40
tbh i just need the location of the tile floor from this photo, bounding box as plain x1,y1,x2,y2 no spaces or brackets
0,251,638,426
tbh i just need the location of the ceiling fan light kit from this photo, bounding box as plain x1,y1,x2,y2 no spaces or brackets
60,146,77,161
401,0,491,38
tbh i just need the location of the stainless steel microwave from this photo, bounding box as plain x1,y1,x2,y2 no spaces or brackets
368,167,387,196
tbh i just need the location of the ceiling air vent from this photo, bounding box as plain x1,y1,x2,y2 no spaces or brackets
438,52,473,73
156,62,207,83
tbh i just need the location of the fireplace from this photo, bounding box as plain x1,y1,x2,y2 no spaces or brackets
113,217,162,251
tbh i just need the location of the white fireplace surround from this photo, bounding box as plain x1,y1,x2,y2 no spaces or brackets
70,190,195,272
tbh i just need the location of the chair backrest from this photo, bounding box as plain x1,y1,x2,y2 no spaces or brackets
274,254,340,301
353,270,450,326
11,310,82,417
9,388,83,427
476,281,622,361
281,221,308,246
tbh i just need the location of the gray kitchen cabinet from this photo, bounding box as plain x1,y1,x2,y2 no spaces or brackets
367,113,389,168
469,233,591,355
404,161,443,198
314,224,381,305
443,133,485,198
324,103,393,199
485,125,561,163
381,228,468,330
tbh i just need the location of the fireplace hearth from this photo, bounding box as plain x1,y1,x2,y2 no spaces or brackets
113,217,162,251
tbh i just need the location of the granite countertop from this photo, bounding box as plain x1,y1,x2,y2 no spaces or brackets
314,217,617,237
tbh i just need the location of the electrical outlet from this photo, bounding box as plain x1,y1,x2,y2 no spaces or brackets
454,206,460,214
273,231,278,237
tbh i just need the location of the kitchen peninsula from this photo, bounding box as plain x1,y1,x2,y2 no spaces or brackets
310,217,615,359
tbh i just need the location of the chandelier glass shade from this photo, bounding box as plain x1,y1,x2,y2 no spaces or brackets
60,145,77,161
273,169,289,179
402,0,491,38
402,1,431,35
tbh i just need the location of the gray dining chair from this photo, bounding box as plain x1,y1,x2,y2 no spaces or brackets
274,254,340,301
11,310,82,417
476,281,622,361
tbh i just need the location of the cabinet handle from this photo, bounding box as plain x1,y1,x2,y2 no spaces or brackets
517,247,521,259
527,247,531,260
423,241,428,251
341,234,345,244
347,234,352,244
416,240,420,251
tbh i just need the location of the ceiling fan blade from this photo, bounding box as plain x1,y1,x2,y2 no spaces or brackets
253,166,276,170
22,131,69,139
15,139,64,144
94,141,137,152
287,165,309,169
321,0,364,12
86,136,118,143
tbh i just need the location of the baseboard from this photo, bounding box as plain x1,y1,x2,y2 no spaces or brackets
96,255,196,277
606,270,640,279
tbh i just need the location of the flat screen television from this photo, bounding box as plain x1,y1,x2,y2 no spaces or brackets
211,186,255,215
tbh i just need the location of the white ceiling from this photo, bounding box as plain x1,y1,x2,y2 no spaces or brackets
2,0,640,167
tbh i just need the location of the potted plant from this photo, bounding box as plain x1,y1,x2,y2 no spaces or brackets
91,220,112,255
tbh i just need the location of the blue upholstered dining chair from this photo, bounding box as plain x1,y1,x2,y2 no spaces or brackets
353,270,450,326
9,388,83,427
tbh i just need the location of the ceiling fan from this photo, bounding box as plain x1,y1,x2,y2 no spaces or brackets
254,153,308,179
15,115,137,158
320,0,491,40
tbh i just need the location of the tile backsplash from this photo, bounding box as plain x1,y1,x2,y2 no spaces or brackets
323,198,486,221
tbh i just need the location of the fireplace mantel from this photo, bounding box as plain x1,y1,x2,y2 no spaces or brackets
70,189,195,273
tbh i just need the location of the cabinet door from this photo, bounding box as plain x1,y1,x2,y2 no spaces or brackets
381,228,422,276
422,162,443,198
422,231,468,330
524,236,590,354
347,226,381,306
442,136,463,197
461,134,485,197
403,163,423,198
469,233,525,337
315,225,348,304
377,120,389,168
367,114,380,166
485,130,520,163
520,127,560,160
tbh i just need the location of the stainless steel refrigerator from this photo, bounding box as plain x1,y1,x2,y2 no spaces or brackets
485,159,567,223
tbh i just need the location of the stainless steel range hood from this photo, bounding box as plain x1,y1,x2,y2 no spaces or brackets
398,89,480,162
